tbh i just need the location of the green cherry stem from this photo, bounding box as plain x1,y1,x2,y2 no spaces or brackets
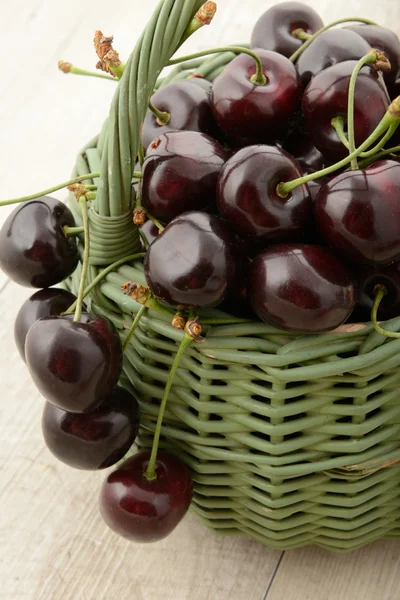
63,252,146,315
179,1,217,46
357,144,400,168
289,17,378,63
371,285,400,338
123,305,147,352
291,28,313,41
58,61,117,81
63,225,85,237
331,116,349,149
277,98,400,197
0,173,100,207
132,171,142,179
167,47,267,86
144,332,194,481
73,197,90,323
146,213,165,232
138,139,145,169
348,52,379,169
148,100,171,126
139,229,150,250
332,118,398,159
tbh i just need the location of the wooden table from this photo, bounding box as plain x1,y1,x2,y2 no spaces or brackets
1,1,400,598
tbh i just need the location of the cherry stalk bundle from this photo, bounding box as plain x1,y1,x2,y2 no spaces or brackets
2,0,400,551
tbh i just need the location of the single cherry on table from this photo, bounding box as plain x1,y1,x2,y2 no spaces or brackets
99,450,193,542
42,386,140,470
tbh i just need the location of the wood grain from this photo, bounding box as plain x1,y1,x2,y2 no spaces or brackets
1,1,400,599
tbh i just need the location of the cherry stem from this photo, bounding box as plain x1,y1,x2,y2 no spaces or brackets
63,225,85,237
277,104,400,197
148,100,171,126
291,28,312,41
179,1,217,46
331,116,349,149
132,171,142,179
63,252,146,315
138,140,145,169
289,17,378,63
73,197,90,323
123,305,147,352
167,47,267,86
332,117,398,160
139,229,149,250
371,284,400,338
146,213,165,232
348,52,379,169
357,143,400,168
0,173,100,207
58,62,117,82
144,332,194,481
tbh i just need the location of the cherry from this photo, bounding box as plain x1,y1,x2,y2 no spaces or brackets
250,1,323,58
142,131,227,222
355,262,400,321
14,288,76,361
0,196,79,288
25,313,122,413
99,450,192,542
186,76,213,95
314,160,400,265
144,211,238,309
216,145,311,246
296,29,370,88
142,80,219,151
211,49,301,148
346,25,400,84
303,60,390,161
140,219,161,246
282,134,326,173
249,244,355,332
42,387,140,470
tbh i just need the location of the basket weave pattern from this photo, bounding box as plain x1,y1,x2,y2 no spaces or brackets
66,0,400,551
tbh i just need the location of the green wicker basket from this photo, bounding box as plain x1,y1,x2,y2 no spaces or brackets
66,0,400,552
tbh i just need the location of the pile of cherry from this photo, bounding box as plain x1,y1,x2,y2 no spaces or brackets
1,0,400,544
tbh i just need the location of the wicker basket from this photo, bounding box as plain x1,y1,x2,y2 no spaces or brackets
65,0,400,552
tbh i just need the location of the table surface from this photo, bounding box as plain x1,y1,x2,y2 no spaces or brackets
2,1,400,598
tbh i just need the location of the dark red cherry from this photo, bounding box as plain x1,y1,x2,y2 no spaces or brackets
140,220,161,246
217,145,311,246
0,196,79,288
14,288,76,361
355,262,400,321
144,211,237,309
186,76,213,95
249,244,355,332
99,450,193,542
303,60,390,161
346,25,400,84
42,387,140,470
142,131,227,222
211,49,301,148
25,313,122,413
296,29,370,88
251,1,323,58
314,160,400,265
142,80,219,150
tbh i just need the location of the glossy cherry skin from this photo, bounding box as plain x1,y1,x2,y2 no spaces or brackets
144,211,238,309
42,387,140,470
25,313,122,413
251,1,323,58
346,25,400,84
355,262,400,321
14,288,76,361
187,76,213,95
0,196,79,288
315,160,400,265
303,61,390,161
142,80,219,150
282,134,326,173
249,244,355,332
296,29,370,88
99,450,193,542
217,145,311,246
142,131,227,222
211,49,301,148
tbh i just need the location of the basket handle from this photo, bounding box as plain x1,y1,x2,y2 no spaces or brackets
94,0,205,217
